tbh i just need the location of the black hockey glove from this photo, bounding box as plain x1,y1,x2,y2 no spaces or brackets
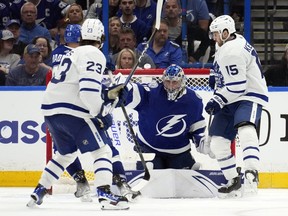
205,95,226,115
102,84,128,108
96,113,113,130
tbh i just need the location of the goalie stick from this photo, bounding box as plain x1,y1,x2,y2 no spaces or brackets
108,71,151,191
123,0,164,87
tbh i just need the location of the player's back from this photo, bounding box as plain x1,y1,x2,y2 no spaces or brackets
42,45,106,118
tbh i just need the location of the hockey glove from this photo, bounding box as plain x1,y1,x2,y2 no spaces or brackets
102,84,128,108
96,113,113,130
205,95,225,115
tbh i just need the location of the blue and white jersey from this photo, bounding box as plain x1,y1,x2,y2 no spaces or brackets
51,44,72,69
10,0,70,29
41,45,106,118
126,82,206,155
213,33,268,106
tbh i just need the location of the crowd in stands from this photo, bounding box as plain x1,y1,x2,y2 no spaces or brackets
4,0,282,87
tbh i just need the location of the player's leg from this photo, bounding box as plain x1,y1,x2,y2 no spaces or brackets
27,114,89,207
235,101,262,195
110,144,141,201
78,118,129,210
209,107,241,198
66,158,92,202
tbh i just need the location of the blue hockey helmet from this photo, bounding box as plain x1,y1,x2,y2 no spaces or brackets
162,64,186,100
64,24,81,43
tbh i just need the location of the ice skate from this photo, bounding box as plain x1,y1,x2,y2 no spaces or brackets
97,185,129,210
218,174,242,199
243,170,259,196
26,184,48,207
73,170,92,202
113,175,141,202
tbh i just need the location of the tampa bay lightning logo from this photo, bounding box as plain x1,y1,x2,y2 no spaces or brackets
156,114,187,137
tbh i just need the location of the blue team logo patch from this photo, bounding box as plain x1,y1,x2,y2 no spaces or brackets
156,114,187,137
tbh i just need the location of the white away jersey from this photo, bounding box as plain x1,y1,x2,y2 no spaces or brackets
41,45,106,118
213,33,268,106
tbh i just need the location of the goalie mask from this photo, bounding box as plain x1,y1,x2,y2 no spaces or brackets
64,24,81,43
81,18,105,48
162,64,186,101
209,15,236,42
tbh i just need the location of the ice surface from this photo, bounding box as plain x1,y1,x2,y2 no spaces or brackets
1,187,288,216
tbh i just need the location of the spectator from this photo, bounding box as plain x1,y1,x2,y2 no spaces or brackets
5,44,49,86
108,16,122,55
18,2,52,55
0,0,11,30
124,64,211,169
112,28,155,68
118,0,151,44
0,30,21,75
86,0,120,20
115,48,136,69
64,3,84,25
137,19,182,68
186,0,211,63
5,19,25,56
164,0,211,64
134,0,157,30
32,36,53,68
265,44,288,86
10,0,70,30
163,0,182,43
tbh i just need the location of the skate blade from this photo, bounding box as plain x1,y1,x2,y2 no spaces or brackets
100,200,129,210
218,189,241,199
26,198,37,208
80,194,93,202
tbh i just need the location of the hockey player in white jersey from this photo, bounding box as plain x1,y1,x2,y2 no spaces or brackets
206,15,268,198
124,64,213,170
27,19,129,210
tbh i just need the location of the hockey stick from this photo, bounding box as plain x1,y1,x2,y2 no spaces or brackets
123,0,163,87
108,71,150,191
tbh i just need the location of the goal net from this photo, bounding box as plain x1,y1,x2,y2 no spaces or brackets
47,68,211,192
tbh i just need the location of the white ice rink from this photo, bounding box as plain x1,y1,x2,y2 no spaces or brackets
1,187,288,216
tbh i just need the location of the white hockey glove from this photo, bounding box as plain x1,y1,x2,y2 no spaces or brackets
196,136,215,159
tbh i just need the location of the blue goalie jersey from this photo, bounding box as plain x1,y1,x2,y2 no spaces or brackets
126,82,206,155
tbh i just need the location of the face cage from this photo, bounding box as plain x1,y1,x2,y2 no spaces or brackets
163,75,186,101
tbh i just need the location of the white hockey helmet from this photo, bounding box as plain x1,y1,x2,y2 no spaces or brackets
209,15,236,41
81,18,105,45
